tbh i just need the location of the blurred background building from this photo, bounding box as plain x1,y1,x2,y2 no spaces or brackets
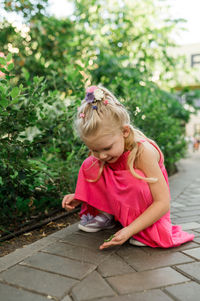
173,43,200,138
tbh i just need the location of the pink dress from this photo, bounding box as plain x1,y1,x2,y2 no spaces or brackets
74,141,194,248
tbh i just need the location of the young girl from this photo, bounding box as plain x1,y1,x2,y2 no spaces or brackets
62,85,194,250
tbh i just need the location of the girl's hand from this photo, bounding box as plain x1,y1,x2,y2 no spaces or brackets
62,193,81,211
99,226,132,250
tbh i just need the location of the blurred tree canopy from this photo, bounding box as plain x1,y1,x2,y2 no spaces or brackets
0,0,191,229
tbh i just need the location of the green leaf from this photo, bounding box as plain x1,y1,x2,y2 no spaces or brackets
0,57,6,65
0,111,9,115
7,63,14,71
10,87,20,98
11,98,20,105
33,76,39,83
0,67,7,74
10,170,18,179
0,84,7,95
0,98,9,108
22,68,30,81
6,53,12,62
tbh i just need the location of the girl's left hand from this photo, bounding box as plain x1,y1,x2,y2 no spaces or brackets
99,227,132,250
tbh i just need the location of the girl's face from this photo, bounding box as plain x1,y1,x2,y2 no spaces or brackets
84,126,130,163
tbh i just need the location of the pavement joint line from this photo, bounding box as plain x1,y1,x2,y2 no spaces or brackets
162,282,192,301
172,265,200,284
19,261,95,281
0,279,54,300
0,235,59,273
39,248,110,266
106,271,190,295
97,272,120,298
63,280,82,301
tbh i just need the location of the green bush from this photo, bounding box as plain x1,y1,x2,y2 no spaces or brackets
0,55,86,227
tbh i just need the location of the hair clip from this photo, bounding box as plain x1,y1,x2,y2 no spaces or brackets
92,105,98,110
85,86,104,103
85,92,95,103
103,99,108,105
79,112,85,118
94,88,104,100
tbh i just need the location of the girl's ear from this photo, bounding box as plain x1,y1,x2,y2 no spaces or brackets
122,125,130,138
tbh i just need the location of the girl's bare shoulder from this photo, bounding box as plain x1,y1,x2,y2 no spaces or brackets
136,140,160,169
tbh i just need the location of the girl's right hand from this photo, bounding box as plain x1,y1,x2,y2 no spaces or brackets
62,193,81,211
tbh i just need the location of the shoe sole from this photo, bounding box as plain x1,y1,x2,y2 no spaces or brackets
129,238,147,247
78,223,115,233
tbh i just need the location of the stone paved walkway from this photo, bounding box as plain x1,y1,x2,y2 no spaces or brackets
0,152,200,301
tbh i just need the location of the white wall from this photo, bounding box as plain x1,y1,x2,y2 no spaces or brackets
172,43,200,86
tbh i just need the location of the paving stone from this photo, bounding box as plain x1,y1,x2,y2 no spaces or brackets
171,202,185,208
61,296,72,301
179,222,200,230
107,267,189,294
50,222,79,239
183,247,200,260
0,282,49,301
184,229,198,236
91,289,173,301
193,235,200,244
176,209,200,218
0,265,78,298
60,232,109,250
0,236,58,273
142,241,199,255
172,216,200,224
43,241,112,265
165,281,200,301
143,252,193,271
117,244,146,257
97,253,134,277
72,271,115,301
176,262,200,282
181,205,200,212
117,246,193,271
21,252,96,280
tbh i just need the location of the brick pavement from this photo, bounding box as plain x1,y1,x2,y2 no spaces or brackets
0,152,200,301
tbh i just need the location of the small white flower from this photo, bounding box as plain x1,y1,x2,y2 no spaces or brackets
94,88,104,100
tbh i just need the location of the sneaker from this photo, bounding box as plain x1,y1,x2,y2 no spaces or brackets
78,213,115,233
129,238,147,247
79,213,94,226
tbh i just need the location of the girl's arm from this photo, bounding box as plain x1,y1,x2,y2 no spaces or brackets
100,142,170,249
126,142,170,233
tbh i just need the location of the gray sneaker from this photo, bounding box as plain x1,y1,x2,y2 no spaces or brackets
79,213,94,226
129,238,147,247
78,213,115,233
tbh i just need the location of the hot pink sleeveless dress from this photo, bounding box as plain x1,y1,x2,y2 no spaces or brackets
74,141,194,248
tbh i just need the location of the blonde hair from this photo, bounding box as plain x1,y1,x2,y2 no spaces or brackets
75,85,157,183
